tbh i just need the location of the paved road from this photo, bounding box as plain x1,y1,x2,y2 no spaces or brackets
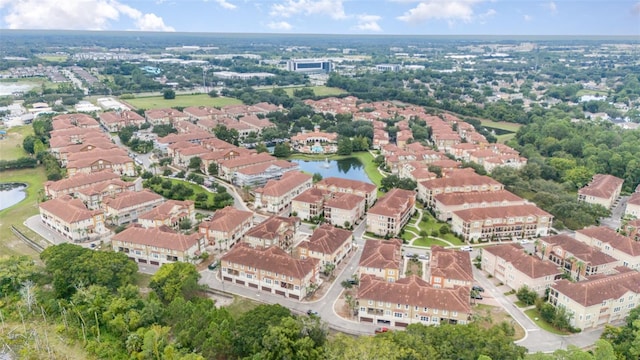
600,195,628,229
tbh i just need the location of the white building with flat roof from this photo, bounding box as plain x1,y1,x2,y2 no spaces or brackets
286,59,333,73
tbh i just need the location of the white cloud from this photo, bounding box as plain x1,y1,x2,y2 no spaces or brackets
397,0,484,24
0,0,174,31
354,14,382,32
523,14,533,22
267,21,293,30
214,0,236,10
270,0,347,20
543,1,557,14
477,8,496,24
632,2,640,16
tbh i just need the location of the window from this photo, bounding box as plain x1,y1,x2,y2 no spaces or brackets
432,317,438,323
620,298,625,303
396,303,402,309
420,316,429,322
423,307,429,312
433,309,438,314
294,285,299,290
265,279,272,284
452,311,457,317
360,307,366,312
586,314,591,320
368,300,373,305
394,312,403,318
614,307,621,313
442,310,448,315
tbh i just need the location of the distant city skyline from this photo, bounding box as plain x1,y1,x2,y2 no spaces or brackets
1,0,639,36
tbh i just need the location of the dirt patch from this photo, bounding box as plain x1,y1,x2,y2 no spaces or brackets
473,304,526,341
334,288,358,320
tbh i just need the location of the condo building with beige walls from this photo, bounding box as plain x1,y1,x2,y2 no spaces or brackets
253,171,313,215
198,206,254,249
575,226,640,270
366,188,416,237
577,174,624,210
112,226,204,266
358,238,403,282
296,223,354,266
39,195,109,242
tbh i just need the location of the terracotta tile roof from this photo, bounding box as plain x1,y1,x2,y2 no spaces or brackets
434,190,524,206
254,171,312,197
52,113,100,128
45,170,120,193
324,193,364,210
627,192,640,206
315,177,376,193
218,152,275,169
201,138,237,151
199,206,253,233
66,151,133,169
452,204,551,222
292,188,330,204
112,225,200,251
222,242,318,279
358,274,471,313
234,160,296,176
138,200,193,221
576,226,640,256
539,234,618,266
183,106,224,118
103,190,164,210
245,216,299,241
359,238,402,270
291,130,339,142
297,223,352,255
158,130,215,145
578,174,624,198
99,110,144,124
75,178,136,196
484,243,561,279
430,246,474,282
368,188,416,217
420,172,501,190
552,269,640,307
39,195,102,223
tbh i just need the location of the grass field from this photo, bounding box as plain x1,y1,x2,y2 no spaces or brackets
576,89,607,97
146,177,217,208
0,77,59,90
412,237,452,247
524,308,571,335
413,212,464,245
225,296,260,319
123,94,242,110
280,86,346,97
479,120,522,133
36,54,69,62
0,167,47,259
0,126,33,161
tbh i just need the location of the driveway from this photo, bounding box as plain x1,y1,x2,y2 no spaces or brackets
600,195,628,229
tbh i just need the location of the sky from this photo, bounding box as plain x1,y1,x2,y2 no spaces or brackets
0,0,639,36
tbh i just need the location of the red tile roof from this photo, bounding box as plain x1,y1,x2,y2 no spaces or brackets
484,243,561,279
39,195,102,223
222,242,318,279
254,171,311,198
578,174,624,198
199,206,253,233
297,223,352,255
576,226,640,256
359,238,402,270
430,246,474,283
112,225,200,252
552,269,640,307
368,188,416,217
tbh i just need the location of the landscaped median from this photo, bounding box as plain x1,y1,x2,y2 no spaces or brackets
524,308,572,335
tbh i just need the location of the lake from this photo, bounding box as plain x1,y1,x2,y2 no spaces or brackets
292,157,372,184
0,183,27,211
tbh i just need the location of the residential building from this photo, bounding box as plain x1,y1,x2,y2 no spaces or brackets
549,269,640,330
221,243,321,301
198,206,254,249
144,108,189,125
625,192,640,218
357,275,471,328
482,243,562,296
99,111,146,132
75,177,140,210
39,195,109,243
243,216,300,251
66,149,135,177
451,204,553,242
433,190,526,221
44,170,121,198
366,188,416,237
315,177,377,208
103,190,165,226
538,234,621,281
417,172,504,207
254,171,313,215
323,193,366,228
358,238,402,282
290,130,339,154
233,160,299,187
297,223,354,267
429,246,473,289
575,226,640,270
291,188,330,221
578,174,624,209
112,226,204,266
217,152,276,182
137,200,196,229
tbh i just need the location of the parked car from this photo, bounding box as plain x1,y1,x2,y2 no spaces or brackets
347,279,358,286
405,252,414,258
307,309,319,316
520,239,530,244
471,293,483,300
472,285,485,292
460,246,473,252
208,261,220,271
375,327,389,334
418,254,428,260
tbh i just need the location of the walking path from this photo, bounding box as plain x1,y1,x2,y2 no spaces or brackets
402,208,458,248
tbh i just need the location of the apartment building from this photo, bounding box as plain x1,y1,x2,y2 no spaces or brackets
417,172,504,207
549,269,640,330
112,226,204,266
625,192,640,218
144,108,189,125
575,226,640,270
217,152,277,182
358,238,402,282
297,224,353,266
451,204,553,242
254,171,313,215
482,243,562,296
578,174,624,209
66,149,136,177
44,170,122,198
243,216,300,251
39,195,109,243
366,188,416,237
198,206,254,249
221,243,321,300
357,275,471,328
429,246,473,289
538,234,620,281
137,200,196,229
324,193,366,228
433,190,526,221
103,190,165,226
75,177,140,210
233,160,298,187
291,188,330,221
99,110,146,132
315,177,378,208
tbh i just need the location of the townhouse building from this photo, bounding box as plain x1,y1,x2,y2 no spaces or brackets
358,238,403,282
538,234,620,281
243,216,300,251
315,177,377,208
99,111,146,132
575,226,640,270
56,140,120,167
66,149,135,177
291,188,331,221
103,190,165,226
183,106,224,121
366,188,416,237
44,170,122,198
578,174,624,210
549,269,640,330
198,206,254,249
417,172,504,207
112,226,204,266
357,275,471,328
233,160,299,187
323,193,366,228
39,195,109,243
429,246,474,289
137,200,196,229
297,223,354,267
625,192,640,218
253,171,313,215
75,177,140,210
451,204,553,242
52,113,101,130
221,243,321,301
433,189,526,221
482,243,562,296
144,108,189,125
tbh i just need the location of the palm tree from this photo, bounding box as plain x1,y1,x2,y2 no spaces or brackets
575,261,586,281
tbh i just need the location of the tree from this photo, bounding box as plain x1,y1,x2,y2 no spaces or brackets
188,156,202,170
207,162,218,176
163,89,176,99
22,135,37,154
312,172,323,183
273,142,291,158
232,304,292,358
179,218,192,230
0,256,40,297
149,262,201,303
337,137,353,155
255,143,269,153
516,285,538,306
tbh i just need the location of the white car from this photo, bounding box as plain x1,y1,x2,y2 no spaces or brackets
460,246,473,252
520,239,530,244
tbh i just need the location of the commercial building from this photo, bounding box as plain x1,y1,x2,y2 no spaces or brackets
286,59,333,73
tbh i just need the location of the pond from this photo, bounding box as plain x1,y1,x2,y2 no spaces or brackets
0,183,27,211
292,157,372,184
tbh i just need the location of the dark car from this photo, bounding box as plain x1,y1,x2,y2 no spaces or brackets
208,261,220,271
307,309,319,316
471,293,483,300
472,285,485,292
375,327,389,334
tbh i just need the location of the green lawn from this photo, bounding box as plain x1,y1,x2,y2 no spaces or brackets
36,55,69,62
412,237,452,247
514,300,528,308
123,94,242,110
0,167,48,259
496,133,516,144
414,212,464,245
478,120,522,133
524,309,571,335
576,89,607,96
224,296,260,319
0,126,33,161
146,178,217,208
264,85,346,97
0,77,59,89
